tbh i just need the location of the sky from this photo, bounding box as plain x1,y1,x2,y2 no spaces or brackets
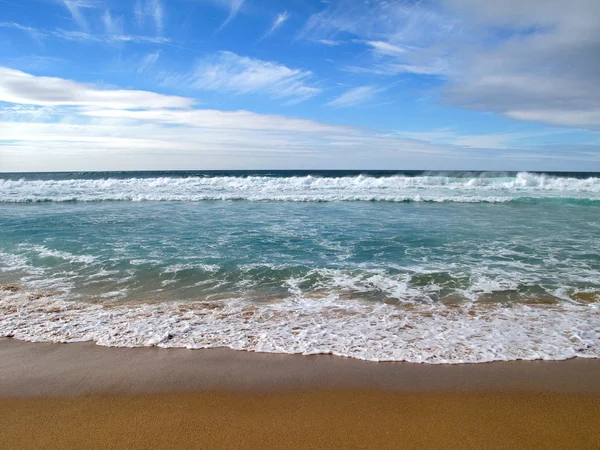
0,0,599,171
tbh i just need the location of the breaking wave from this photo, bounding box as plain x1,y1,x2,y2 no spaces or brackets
1,172,599,203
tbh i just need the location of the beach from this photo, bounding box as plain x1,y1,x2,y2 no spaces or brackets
1,338,600,449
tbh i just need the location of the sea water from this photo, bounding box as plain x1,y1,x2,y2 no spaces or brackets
0,171,599,363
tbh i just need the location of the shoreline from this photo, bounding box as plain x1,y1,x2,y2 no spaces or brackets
2,338,600,397
2,339,600,449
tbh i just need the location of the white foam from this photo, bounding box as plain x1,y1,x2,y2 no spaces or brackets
164,263,220,273
129,259,160,266
0,289,598,363
1,173,599,203
0,251,42,274
20,244,97,264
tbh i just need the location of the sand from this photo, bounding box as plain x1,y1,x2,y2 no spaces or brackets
2,391,600,449
1,338,600,449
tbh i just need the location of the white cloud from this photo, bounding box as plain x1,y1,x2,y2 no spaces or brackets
0,69,510,172
0,68,375,170
326,86,380,107
194,51,320,101
2,111,599,172
301,0,600,128
0,67,192,109
441,0,600,129
0,67,336,133
5,112,595,172
0,117,475,172
262,11,289,38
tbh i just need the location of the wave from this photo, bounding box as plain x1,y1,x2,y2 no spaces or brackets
1,287,598,363
1,172,599,203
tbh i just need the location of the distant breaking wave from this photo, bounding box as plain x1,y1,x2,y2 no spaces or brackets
1,172,599,203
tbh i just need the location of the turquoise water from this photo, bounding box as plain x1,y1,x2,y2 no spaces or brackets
0,171,599,362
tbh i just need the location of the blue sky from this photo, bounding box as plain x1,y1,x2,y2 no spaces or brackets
0,0,599,171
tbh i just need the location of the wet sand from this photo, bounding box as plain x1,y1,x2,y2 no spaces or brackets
1,338,600,449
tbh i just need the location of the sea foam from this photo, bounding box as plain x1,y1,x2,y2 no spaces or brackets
0,288,598,363
1,172,599,203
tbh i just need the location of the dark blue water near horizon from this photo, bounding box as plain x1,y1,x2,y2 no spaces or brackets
1,169,599,181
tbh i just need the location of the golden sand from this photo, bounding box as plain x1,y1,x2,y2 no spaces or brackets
1,391,599,449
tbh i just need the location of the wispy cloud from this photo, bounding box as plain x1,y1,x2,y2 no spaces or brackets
56,28,170,44
363,40,406,56
194,51,321,102
79,108,345,133
345,61,448,76
134,0,164,34
137,51,161,74
151,0,163,34
60,0,97,31
326,86,381,107
345,40,449,76
0,21,44,43
103,10,124,38
216,0,245,32
301,1,453,77
390,128,576,150
0,22,37,33
134,0,144,26
0,22,171,45
5,55,66,71
301,0,451,47
316,39,343,46
261,11,289,39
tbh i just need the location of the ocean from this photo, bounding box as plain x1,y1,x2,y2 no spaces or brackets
0,170,599,363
